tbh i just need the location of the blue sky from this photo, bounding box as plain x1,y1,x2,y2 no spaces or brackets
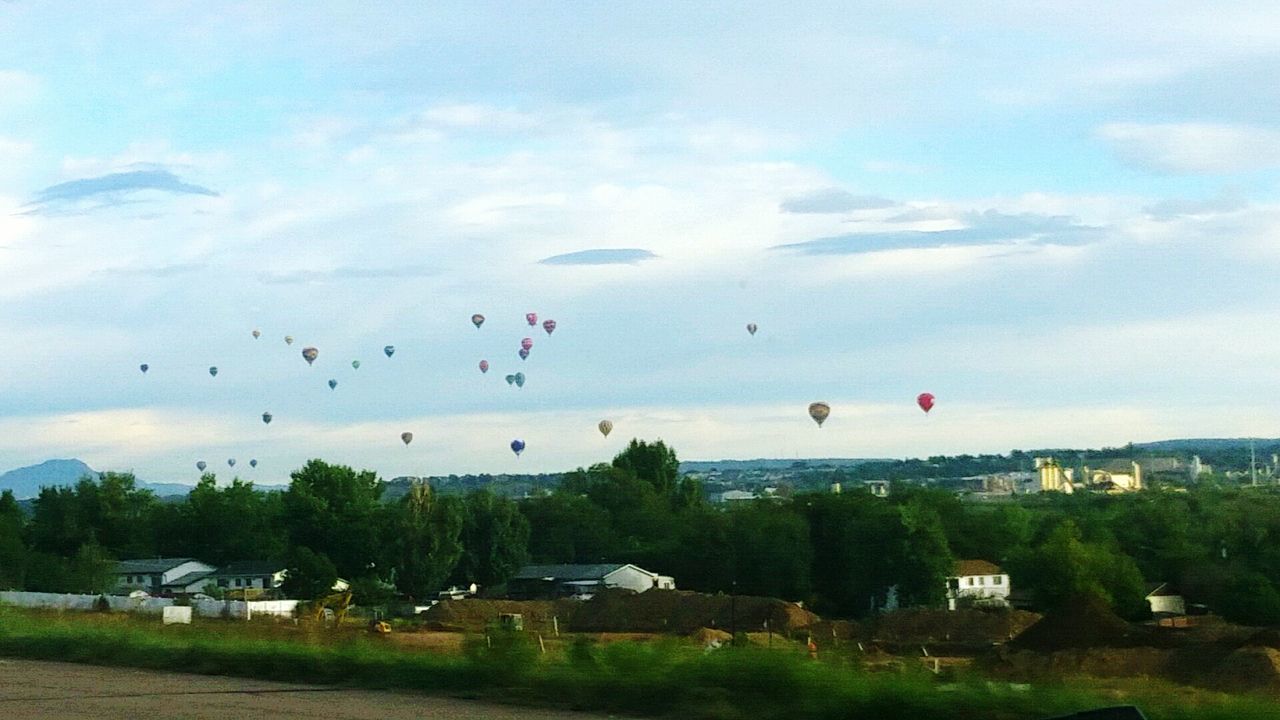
2,1,1280,482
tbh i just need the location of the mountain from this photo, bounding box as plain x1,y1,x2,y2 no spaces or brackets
679,458,889,473
1132,438,1280,452
0,459,97,500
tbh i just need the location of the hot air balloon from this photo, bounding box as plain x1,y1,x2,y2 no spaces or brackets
917,393,935,414
352,360,361,370
598,420,613,438
227,458,236,468
521,337,533,351
514,372,525,388
262,412,273,425
543,319,556,336
505,374,516,386
471,314,485,329
747,323,758,336
384,345,395,358
209,366,218,377
518,348,530,361
511,439,526,457
479,360,489,374
401,432,414,446
139,363,149,374
328,379,338,390
252,329,261,339
526,312,538,326
284,336,294,345
808,402,831,428
196,461,207,472
301,347,319,365
249,459,258,468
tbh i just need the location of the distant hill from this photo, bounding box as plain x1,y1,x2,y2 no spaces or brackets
1132,438,1280,452
0,459,97,499
680,458,889,473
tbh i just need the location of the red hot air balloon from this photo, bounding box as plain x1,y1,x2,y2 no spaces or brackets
542,319,556,335
526,312,538,326
479,360,489,373
917,393,935,414
521,337,533,351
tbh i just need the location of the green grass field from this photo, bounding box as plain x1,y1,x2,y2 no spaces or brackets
0,608,1273,720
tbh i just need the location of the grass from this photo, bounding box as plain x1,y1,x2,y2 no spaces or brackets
0,608,1275,720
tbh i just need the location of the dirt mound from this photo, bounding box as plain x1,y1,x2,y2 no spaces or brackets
690,627,733,646
568,589,819,635
1209,646,1280,693
1245,629,1280,649
420,599,573,632
872,608,1041,644
1010,595,1133,651
809,619,862,644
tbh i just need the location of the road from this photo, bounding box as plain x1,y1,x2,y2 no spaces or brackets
0,658,608,719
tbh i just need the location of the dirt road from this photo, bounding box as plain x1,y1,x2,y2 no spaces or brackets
0,658,608,719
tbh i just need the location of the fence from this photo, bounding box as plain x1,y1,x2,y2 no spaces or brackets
0,592,299,620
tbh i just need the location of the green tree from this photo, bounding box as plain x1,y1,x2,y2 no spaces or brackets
0,490,26,589
728,502,811,600
28,473,157,559
611,439,680,496
451,490,529,588
522,492,616,563
281,546,339,599
157,476,286,565
391,482,464,599
282,460,385,580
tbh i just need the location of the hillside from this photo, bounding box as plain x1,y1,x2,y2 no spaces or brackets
0,459,96,499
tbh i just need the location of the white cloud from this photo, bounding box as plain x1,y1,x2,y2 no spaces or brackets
1098,122,1280,173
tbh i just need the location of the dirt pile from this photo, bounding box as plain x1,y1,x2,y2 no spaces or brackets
872,608,1041,644
567,589,820,635
1209,645,1280,694
1010,595,1133,651
421,599,573,632
690,627,733,646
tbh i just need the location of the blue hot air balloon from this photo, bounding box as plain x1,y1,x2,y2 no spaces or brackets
249,459,258,468
209,366,218,377
139,363,149,374
196,461,207,472
514,372,525,388
384,345,396,358
505,374,516,386
227,458,236,468
510,439,526,457
328,379,338,390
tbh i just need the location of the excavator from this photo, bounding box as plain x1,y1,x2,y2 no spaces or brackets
304,590,390,635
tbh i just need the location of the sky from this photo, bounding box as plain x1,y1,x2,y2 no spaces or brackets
2,1,1280,483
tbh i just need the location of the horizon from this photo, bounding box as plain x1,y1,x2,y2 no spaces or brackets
3,3,1280,480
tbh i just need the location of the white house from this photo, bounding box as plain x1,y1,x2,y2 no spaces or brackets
1145,582,1186,616
115,558,217,595
508,563,675,599
946,559,1010,610
866,481,890,498
716,490,759,503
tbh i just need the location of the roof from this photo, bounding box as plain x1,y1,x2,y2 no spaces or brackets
1095,459,1138,473
115,558,197,574
1145,582,1180,598
952,559,1003,577
215,561,285,577
511,564,629,582
163,571,215,589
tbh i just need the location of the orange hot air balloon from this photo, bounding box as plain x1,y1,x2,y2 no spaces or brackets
808,402,830,427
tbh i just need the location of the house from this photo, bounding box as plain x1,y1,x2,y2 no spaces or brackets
210,561,288,594
507,563,675,600
945,559,1010,610
866,480,890,498
115,558,217,595
715,490,759,503
1145,582,1186,616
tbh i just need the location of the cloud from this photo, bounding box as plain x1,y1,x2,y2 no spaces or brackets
257,265,439,285
780,188,896,214
538,248,658,266
26,169,218,212
1144,191,1247,220
772,210,1102,255
99,262,207,279
1098,122,1280,174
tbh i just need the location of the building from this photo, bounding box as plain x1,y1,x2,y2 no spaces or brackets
1036,457,1076,493
1145,582,1186,616
210,561,288,593
507,563,675,600
1086,460,1143,492
866,480,890,498
945,559,1011,610
715,490,759,503
115,558,217,595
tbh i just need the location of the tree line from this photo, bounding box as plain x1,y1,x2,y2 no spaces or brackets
2,439,1280,625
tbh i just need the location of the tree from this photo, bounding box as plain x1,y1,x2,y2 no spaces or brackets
728,502,811,600
451,490,529,588
522,492,616,563
157,476,286,565
282,460,385,580
611,439,680,496
0,491,26,589
391,482,463,599
27,473,157,559
282,546,339,600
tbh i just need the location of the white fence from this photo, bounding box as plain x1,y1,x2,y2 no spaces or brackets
0,592,299,620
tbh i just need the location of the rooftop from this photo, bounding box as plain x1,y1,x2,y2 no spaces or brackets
215,561,285,577
511,563,630,581
952,559,1003,577
115,558,198,574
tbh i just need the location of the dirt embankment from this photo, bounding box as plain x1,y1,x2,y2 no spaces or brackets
421,599,576,632
870,608,1041,645
567,589,819,635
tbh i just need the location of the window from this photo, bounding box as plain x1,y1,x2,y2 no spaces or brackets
235,578,243,587
217,579,228,588
967,577,974,586
993,576,1003,585
979,577,985,586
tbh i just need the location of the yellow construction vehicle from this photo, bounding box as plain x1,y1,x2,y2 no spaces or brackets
306,590,353,625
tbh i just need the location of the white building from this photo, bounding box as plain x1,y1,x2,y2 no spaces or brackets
866,481,890,498
508,563,675,599
716,490,759,503
945,559,1011,610
210,561,288,593
1145,582,1186,616
115,558,217,595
